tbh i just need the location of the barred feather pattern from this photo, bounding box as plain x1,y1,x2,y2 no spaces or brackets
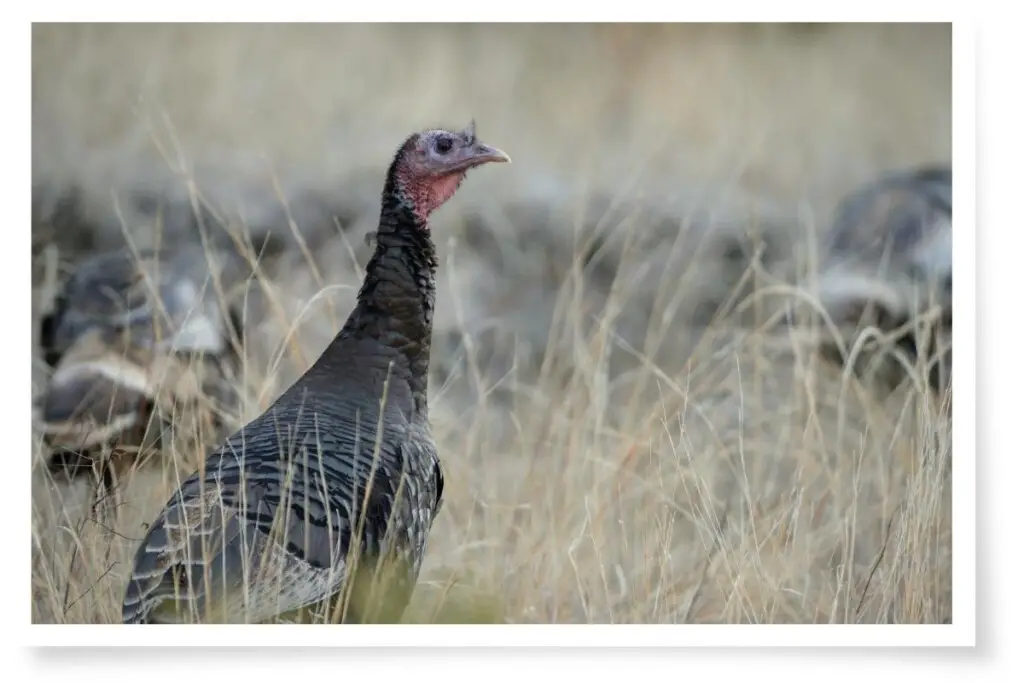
121,390,442,624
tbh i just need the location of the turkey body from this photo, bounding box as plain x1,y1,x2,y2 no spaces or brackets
122,375,441,624
123,217,443,626
121,123,507,624
820,164,952,319
36,244,247,481
815,164,952,395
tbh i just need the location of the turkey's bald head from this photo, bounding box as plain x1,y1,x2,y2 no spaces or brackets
392,122,510,222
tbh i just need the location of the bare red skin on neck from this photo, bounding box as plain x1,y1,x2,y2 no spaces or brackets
394,162,466,224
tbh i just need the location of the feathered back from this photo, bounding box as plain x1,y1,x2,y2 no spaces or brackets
36,244,251,475
812,164,953,396
42,244,250,363
817,164,952,328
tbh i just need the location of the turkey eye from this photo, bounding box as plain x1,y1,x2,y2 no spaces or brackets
434,137,453,154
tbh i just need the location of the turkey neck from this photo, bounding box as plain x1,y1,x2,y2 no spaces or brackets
308,187,437,412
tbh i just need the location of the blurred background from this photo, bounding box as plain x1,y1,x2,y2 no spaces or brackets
32,23,949,241
31,23,953,624
31,21,952,399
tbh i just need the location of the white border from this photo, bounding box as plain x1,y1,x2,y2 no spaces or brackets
9,5,996,671
23,623,972,648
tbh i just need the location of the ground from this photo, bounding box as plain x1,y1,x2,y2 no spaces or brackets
30,23,952,624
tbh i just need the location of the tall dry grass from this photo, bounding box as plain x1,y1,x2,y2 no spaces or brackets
30,22,952,624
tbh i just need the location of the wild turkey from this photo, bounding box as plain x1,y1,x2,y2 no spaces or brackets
35,245,249,484
121,122,510,624
813,164,952,395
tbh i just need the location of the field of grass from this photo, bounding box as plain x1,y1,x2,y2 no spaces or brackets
30,23,952,624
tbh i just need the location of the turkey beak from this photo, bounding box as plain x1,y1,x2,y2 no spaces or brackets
467,142,511,167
